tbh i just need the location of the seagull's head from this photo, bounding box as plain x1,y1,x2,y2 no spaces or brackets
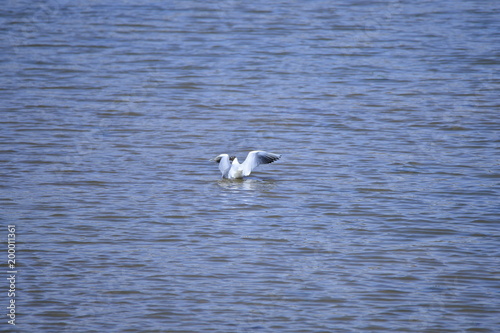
212,154,237,163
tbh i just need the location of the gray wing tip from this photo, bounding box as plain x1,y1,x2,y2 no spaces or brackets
260,152,281,164
213,154,236,163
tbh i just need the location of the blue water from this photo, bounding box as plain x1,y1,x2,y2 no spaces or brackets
1,1,499,332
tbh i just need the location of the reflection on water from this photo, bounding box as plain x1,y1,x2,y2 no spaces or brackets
217,177,278,192
1,0,499,332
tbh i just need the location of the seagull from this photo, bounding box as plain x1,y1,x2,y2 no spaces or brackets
213,150,281,179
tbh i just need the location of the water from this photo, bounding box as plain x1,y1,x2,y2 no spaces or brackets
1,0,499,332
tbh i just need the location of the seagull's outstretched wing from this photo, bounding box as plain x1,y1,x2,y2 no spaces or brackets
241,151,281,177
214,154,231,177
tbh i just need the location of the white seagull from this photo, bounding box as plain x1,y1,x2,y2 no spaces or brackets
213,150,281,179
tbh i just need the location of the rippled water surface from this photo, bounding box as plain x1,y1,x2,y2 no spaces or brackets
1,0,499,332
